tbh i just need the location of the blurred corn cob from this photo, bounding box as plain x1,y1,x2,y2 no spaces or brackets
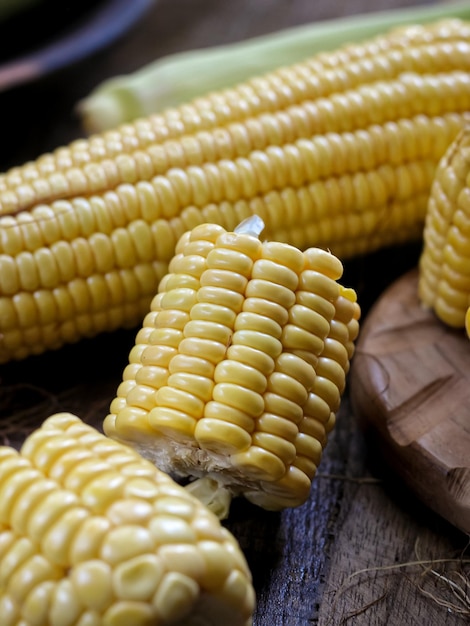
77,1,470,133
0,412,255,626
1,18,470,364
104,217,360,514
419,125,470,332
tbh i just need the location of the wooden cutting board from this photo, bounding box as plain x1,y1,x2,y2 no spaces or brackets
350,269,470,535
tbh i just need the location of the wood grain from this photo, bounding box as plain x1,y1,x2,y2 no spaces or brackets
0,1,468,625
350,270,470,535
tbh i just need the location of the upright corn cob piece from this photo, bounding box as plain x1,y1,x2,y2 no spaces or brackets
104,218,360,513
0,412,255,626
418,126,470,331
0,18,469,364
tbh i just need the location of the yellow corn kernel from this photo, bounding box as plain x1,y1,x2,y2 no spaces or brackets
5,18,470,203
418,126,470,329
0,413,254,626
104,218,360,513
0,20,469,364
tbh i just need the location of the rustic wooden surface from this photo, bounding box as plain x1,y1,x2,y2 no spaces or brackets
0,1,469,625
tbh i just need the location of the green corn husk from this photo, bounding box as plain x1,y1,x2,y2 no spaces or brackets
77,1,470,134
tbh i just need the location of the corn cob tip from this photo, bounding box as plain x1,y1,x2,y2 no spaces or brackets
0,412,256,626
76,90,133,136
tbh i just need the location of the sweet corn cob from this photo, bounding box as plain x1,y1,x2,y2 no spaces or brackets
0,412,255,626
104,218,360,513
0,18,469,364
3,18,470,212
418,126,470,331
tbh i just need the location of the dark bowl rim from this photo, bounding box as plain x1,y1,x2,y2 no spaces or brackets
0,0,155,93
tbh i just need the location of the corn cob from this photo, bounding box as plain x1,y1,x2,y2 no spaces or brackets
103,217,360,514
3,17,470,212
418,126,470,331
0,412,255,626
0,19,469,364
77,2,470,133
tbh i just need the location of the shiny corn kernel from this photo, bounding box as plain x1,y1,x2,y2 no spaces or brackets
105,218,359,512
0,413,254,625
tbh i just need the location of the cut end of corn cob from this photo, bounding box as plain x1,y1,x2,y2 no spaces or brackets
418,125,470,331
104,218,360,514
0,412,255,626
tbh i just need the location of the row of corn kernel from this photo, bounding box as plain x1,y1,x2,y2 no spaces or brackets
2,111,464,260
0,113,465,277
2,94,469,224
243,270,360,509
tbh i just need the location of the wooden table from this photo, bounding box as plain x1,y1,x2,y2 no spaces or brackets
0,1,468,624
